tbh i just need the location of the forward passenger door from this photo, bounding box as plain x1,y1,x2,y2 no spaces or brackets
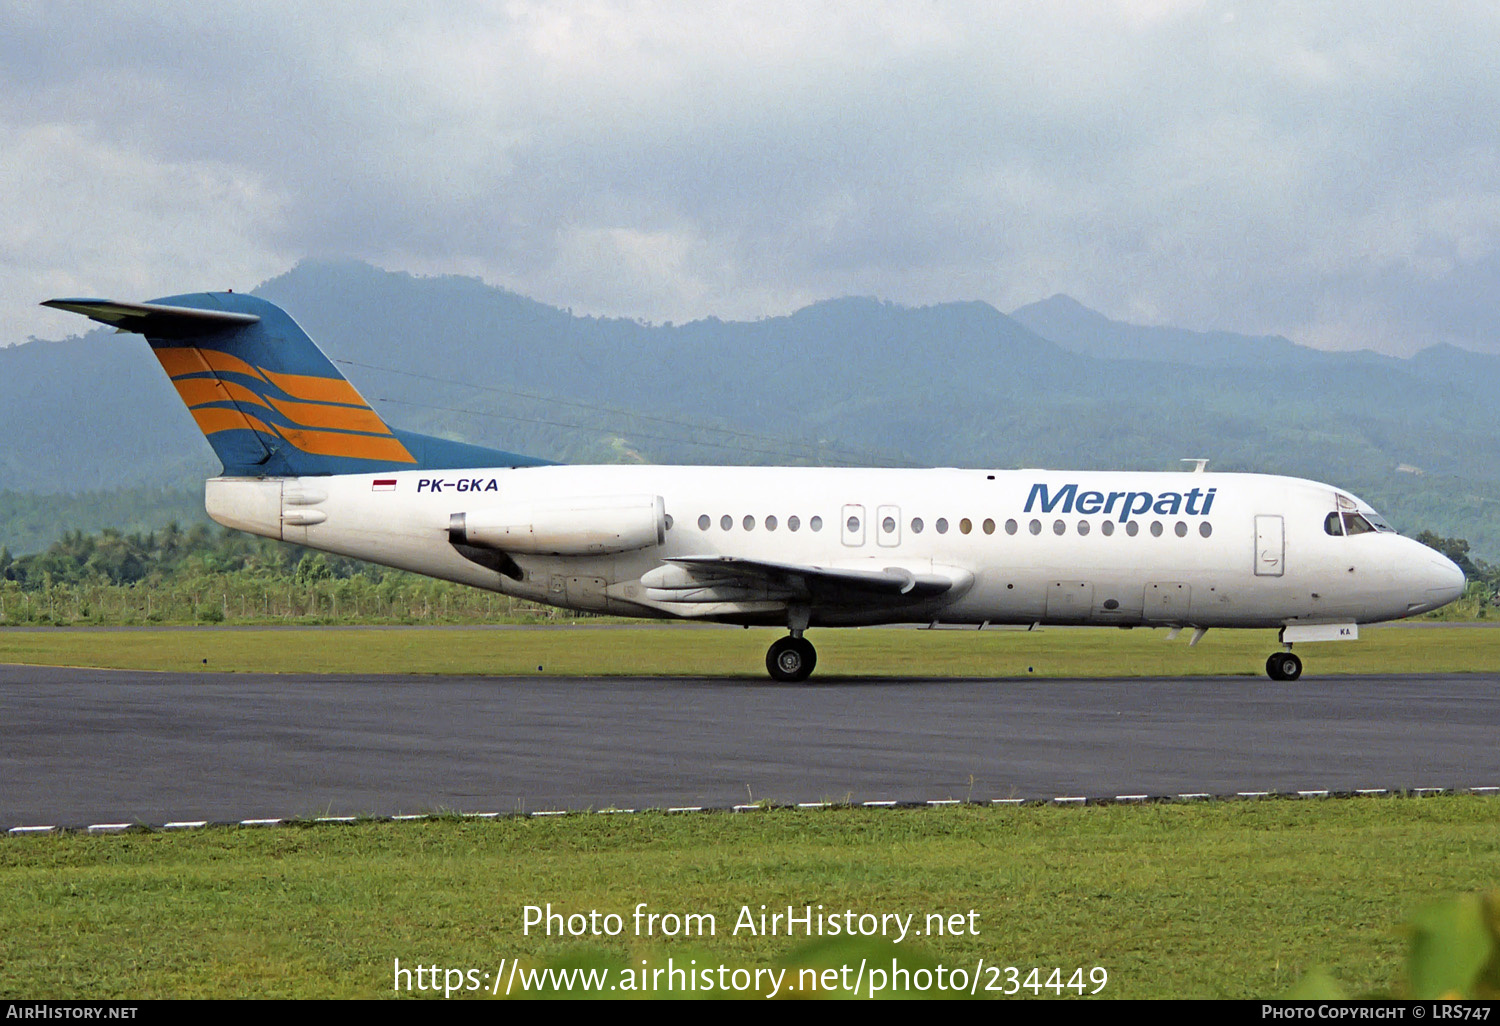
1254,515,1285,577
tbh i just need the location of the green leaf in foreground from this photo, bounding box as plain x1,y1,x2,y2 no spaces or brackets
1294,891,1500,999
1404,892,1500,999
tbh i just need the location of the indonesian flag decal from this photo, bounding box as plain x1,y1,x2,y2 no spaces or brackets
372,478,397,491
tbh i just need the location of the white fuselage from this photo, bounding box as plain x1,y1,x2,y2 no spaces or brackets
206,465,1466,630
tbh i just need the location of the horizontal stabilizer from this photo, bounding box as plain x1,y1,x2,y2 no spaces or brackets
41,298,260,337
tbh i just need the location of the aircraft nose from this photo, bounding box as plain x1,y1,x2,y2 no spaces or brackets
1420,552,1466,610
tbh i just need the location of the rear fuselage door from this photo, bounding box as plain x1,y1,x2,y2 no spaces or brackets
1254,515,1285,577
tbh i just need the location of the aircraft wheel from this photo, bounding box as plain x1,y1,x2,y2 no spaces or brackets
1265,652,1302,681
767,636,817,682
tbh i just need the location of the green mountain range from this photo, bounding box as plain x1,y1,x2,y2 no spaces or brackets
4,260,1496,556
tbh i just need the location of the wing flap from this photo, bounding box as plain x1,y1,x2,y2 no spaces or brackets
661,555,961,602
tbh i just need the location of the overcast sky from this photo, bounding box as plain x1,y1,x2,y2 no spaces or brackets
5,1,1499,355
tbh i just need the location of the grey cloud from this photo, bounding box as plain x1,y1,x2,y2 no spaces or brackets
4,1,1500,353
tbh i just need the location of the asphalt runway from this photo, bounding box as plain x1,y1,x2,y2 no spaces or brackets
3,664,1498,827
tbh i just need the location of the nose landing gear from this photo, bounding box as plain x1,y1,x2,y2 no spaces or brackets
1265,651,1303,681
767,635,817,682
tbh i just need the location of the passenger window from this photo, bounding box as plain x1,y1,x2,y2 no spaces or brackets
765,515,778,531
698,514,710,531
936,518,949,534
911,517,924,534
982,518,995,535
665,514,674,530
1324,512,1344,536
1175,521,1187,537
788,515,801,532
1078,520,1090,536
743,515,756,531
847,515,861,533
810,516,823,532
1125,522,1139,537
1005,518,1018,535
1343,512,1376,535
1029,519,1041,535
720,515,732,531
882,516,896,534
960,518,973,535
1053,519,1065,535
1150,521,1163,537
1199,522,1212,538
1101,521,1115,536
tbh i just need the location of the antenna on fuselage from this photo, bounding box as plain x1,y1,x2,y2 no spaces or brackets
1181,458,1210,474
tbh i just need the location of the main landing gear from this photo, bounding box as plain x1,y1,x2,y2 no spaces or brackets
1265,650,1303,681
767,634,817,682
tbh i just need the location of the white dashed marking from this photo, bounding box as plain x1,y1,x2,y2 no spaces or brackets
10,783,1495,836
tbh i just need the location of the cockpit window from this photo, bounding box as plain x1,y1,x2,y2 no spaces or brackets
1328,495,1398,537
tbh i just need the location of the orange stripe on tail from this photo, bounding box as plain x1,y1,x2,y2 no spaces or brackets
153,347,213,378
191,406,275,437
265,395,392,435
273,425,416,463
196,348,266,381
154,345,266,383
259,367,366,406
173,377,271,410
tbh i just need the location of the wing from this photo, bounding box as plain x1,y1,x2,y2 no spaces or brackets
636,555,972,614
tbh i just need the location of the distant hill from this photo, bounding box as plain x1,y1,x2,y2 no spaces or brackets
0,488,209,557
1012,294,1313,366
5,260,1499,557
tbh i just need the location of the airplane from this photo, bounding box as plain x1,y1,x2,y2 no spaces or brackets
43,291,1468,682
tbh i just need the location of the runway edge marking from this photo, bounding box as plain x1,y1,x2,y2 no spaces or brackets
9,785,1497,837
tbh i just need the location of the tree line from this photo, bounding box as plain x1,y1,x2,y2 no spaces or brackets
0,524,568,625
1414,532,1500,592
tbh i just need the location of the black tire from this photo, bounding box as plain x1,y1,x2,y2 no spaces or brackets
766,636,817,682
1266,652,1303,681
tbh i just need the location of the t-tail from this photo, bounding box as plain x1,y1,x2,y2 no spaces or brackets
42,292,550,476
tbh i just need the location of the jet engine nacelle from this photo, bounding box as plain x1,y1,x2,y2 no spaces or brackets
449,494,666,556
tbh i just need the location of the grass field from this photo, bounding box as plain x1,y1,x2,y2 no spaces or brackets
2,799,1498,999
1,621,1499,677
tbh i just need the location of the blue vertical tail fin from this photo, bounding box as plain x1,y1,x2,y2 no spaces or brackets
43,292,550,476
